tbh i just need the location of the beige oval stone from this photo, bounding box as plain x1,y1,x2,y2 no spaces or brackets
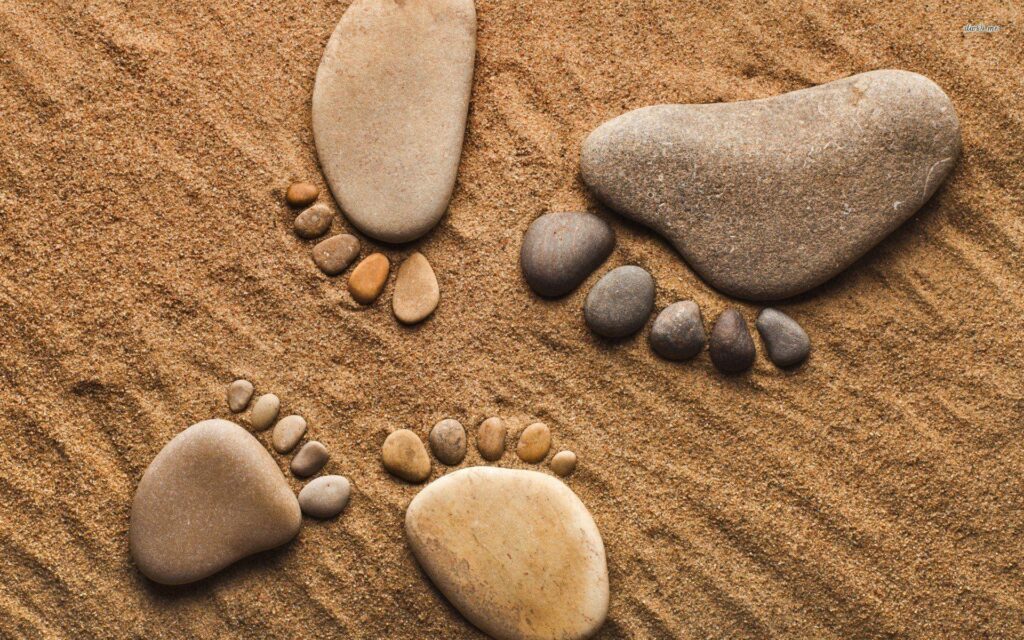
129,419,301,585
285,182,319,208
294,203,333,239
250,393,280,431
476,417,506,461
312,234,360,276
550,450,578,477
516,422,551,463
291,441,329,478
429,419,466,466
392,252,439,324
348,253,390,305
382,429,430,483
226,379,254,413
299,475,351,519
405,467,608,640
272,415,307,454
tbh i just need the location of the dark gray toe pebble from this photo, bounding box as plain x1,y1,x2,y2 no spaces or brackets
584,266,655,338
520,212,615,298
709,308,755,373
649,301,705,360
755,308,810,367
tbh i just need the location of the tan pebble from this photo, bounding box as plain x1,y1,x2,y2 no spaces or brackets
291,441,329,477
476,417,506,461
226,379,254,413
348,253,390,304
550,450,577,477
250,393,280,431
312,234,360,276
516,422,551,463
285,182,319,207
272,415,307,454
382,429,431,483
294,203,333,239
429,419,466,466
392,252,439,324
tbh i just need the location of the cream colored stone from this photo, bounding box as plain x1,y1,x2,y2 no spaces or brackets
392,252,439,324
249,393,280,431
382,429,431,483
516,422,551,463
226,379,254,413
272,415,307,454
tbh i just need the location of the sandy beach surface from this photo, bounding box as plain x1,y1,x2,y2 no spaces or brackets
1,1,1022,637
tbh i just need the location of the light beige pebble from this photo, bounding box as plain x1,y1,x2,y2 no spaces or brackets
298,475,351,519
226,379,254,413
476,417,506,461
429,419,466,466
516,422,551,463
291,441,329,477
294,203,333,239
312,234,360,276
550,450,578,477
249,393,280,431
392,252,439,324
272,415,307,454
382,429,431,483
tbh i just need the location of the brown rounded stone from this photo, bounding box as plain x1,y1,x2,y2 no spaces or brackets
476,417,506,461
348,253,390,305
298,475,351,519
285,182,319,208
272,415,307,454
429,419,466,466
294,203,333,239
291,441,329,477
249,393,280,431
382,429,431,483
550,450,578,477
312,234,360,276
516,422,551,463
709,309,756,374
392,252,439,324
226,379,254,413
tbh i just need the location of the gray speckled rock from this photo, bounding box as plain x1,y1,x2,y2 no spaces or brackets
649,301,705,361
709,309,756,374
429,419,466,466
520,212,615,298
298,475,351,519
584,266,655,338
294,203,334,239
756,308,811,368
312,234,360,276
581,70,961,301
312,0,476,243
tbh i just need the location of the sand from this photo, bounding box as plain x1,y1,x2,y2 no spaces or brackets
0,1,1021,638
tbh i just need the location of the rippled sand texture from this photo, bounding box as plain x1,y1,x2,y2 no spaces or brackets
0,1,1021,638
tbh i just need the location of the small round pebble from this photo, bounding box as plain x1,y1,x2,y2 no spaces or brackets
429,419,467,466
649,301,706,361
272,415,307,454
709,309,756,373
520,212,615,298
349,253,390,305
291,441,329,477
393,252,439,324
312,234,360,276
285,182,319,208
294,203,333,239
226,379,254,413
584,265,656,338
516,422,551,463
298,475,351,519
249,393,280,431
382,429,431,483
755,308,810,367
550,450,577,477
477,417,506,461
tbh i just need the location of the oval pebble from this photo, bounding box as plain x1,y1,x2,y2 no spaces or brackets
550,450,577,477
382,429,431,483
392,252,439,325
285,182,319,208
429,419,466,466
709,309,756,373
298,475,351,519
756,308,810,367
250,393,280,431
476,417,506,461
226,379,254,413
272,415,307,454
294,203,333,239
312,234,360,276
516,422,551,463
291,441,329,477
584,266,655,338
348,253,390,305
649,301,706,361
520,212,615,298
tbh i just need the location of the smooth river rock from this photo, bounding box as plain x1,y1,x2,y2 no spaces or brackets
392,252,439,324
581,70,961,301
249,393,280,431
516,422,551,463
298,475,351,519
294,203,333,239
272,415,307,454
285,182,319,208
382,429,431,483
550,450,578,478
226,379,254,413
709,309,756,374
476,417,506,461
429,419,466,466
406,467,609,640
584,266,655,338
291,441,329,478
649,301,706,361
756,308,811,368
312,0,476,243
348,253,390,304
520,212,615,298
129,419,301,585
312,234,360,276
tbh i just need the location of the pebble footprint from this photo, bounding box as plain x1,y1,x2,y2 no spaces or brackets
381,418,608,640
128,380,350,586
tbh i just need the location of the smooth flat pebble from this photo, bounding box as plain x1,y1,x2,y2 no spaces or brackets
756,308,811,368
285,182,319,208
429,419,466,466
581,70,961,300
312,234,360,276
226,379,254,413
405,467,608,640
250,393,280,431
392,252,439,324
129,419,301,585
272,415,307,454
709,309,756,374
649,301,706,361
520,212,615,298
348,253,390,305
584,266,655,338
298,475,351,519
294,203,333,239
516,422,551,463
312,0,476,243
476,417,506,461
550,450,578,478
291,441,329,478
382,429,431,483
